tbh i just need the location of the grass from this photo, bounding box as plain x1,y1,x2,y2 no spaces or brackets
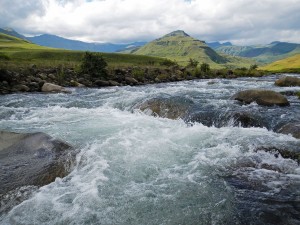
0,33,166,70
260,54,300,72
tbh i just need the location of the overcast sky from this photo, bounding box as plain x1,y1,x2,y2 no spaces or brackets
1,0,300,45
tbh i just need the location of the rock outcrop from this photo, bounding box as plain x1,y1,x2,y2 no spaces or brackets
231,89,290,106
275,76,300,87
0,131,76,195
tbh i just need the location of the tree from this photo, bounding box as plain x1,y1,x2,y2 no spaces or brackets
250,64,258,70
200,63,210,73
187,58,199,68
80,52,108,78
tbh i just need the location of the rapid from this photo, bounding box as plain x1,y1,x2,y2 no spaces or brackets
0,74,300,225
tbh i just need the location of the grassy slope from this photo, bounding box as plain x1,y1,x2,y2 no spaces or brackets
260,53,300,71
133,31,255,69
0,33,165,69
217,43,300,64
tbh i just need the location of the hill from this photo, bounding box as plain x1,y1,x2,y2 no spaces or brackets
260,54,300,72
207,41,232,49
0,32,165,68
0,28,28,40
27,34,146,53
132,30,255,68
216,42,300,64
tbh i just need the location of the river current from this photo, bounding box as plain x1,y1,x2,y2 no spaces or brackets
0,74,300,225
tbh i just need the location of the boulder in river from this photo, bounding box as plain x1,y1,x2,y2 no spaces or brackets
231,89,290,106
137,97,194,120
0,131,76,195
41,82,71,93
277,122,300,139
275,76,300,87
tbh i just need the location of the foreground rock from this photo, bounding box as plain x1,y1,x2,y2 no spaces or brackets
137,97,194,120
41,83,71,93
231,89,290,106
275,76,300,87
277,122,300,139
0,131,76,195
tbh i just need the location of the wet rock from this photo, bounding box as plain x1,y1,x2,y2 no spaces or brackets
232,112,265,128
275,76,300,87
41,82,71,93
256,146,300,163
137,97,194,120
0,131,76,195
277,122,300,139
231,89,290,107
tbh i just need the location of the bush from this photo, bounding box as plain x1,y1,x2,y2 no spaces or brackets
250,64,258,70
160,59,178,67
80,52,108,78
200,63,210,73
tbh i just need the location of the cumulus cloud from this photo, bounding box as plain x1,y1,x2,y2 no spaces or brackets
1,0,300,45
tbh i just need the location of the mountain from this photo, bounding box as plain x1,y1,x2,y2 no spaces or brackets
260,54,300,71
27,34,146,53
132,30,255,68
216,42,300,64
0,27,27,40
133,30,228,65
207,42,232,49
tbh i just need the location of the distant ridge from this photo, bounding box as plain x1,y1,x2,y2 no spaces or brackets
216,41,300,63
0,27,147,53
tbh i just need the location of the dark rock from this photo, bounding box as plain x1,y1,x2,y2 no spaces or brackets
0,130,76,196
277,122,300,139
275,76,300,87
95,80,110,87
232,112,265,128
14,85,30,92
231,89,290,107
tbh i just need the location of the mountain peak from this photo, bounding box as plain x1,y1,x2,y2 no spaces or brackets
164,30,190,37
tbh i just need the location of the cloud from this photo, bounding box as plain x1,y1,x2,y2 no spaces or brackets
1,0,300,45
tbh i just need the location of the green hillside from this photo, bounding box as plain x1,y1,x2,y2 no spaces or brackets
260,54,300,72
0,32,165,68
132,30,255,69
216,42,300,64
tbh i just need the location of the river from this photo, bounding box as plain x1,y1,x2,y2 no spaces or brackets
0,74,300,225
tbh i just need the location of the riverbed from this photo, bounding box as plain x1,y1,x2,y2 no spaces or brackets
0,74,300,225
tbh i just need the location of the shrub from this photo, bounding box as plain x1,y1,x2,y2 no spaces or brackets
160,59,178,67
200,63,210,73
80,52,108,78
187,58,199,68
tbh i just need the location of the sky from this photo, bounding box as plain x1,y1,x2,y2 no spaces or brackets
1,0,300,45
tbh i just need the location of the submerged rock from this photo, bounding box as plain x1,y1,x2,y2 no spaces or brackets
137,97,194,120
277,122,300,139
231,89,290,106
41,82,71,93
0,131,76,195
275,76,300,87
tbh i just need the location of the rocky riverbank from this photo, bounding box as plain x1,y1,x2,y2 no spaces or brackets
0,65,266,94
